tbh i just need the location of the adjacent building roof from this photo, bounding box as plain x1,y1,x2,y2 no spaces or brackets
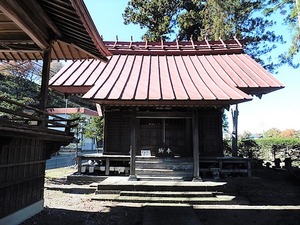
0,0,111,61
47,107,99,117
50,40,284,107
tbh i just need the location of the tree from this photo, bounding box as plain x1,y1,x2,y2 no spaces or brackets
264,0,300,67
264,127,281,137
68,113,104,148
240,130,253,140
123,0,181,41
85,117,104,145
222,113,229,133
280,129,297,137
0,61,42,83
123,0,283,70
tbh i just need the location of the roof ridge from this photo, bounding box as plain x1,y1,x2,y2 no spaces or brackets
104,39,245,56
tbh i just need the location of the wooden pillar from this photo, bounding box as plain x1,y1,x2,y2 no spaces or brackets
39,47,52,127
192,109,201,181
129,109,137,180
231,104,239,157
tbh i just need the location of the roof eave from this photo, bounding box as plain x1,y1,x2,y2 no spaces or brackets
83,99,252,107
70,0,112,59
239,86,285,97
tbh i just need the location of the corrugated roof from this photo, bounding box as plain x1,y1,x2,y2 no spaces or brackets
49,40,284,107
0,0,111,61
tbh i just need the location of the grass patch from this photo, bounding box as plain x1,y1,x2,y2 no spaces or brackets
45,166,77,179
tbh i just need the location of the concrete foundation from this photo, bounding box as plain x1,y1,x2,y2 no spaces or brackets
0,200,44,225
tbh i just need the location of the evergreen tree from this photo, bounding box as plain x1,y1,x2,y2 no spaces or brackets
123,0,284,70
264,0,300,67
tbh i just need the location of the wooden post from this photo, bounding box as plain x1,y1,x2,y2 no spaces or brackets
192,109,201,181
129,109,137,180
231,104,239,157
105,158,110,176
77,156,82,173
39,47,52,127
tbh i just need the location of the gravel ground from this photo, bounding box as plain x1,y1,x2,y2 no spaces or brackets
21,167,300,225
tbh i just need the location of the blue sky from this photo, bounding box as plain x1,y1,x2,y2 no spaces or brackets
85,0,300,134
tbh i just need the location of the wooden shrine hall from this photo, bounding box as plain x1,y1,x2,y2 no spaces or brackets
0,1,110,224
50,39,284,181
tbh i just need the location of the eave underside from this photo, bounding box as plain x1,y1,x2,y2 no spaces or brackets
0,0,110,61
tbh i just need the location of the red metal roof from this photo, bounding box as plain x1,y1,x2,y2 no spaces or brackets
47,107,98,116
49,40,284,107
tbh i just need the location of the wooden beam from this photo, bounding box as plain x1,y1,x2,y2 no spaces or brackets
0,0,50,49
25,0,61,37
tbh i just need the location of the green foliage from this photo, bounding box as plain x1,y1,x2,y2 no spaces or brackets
222,113,229,133
225,132,300,162
0,72,93,110
68,113,104,145
123,0,284,70
239,139,261,158
0,72,40,108
264,0,300,68
256,137,300,148
123,0,181,41
85,117,104,142
256,137,300,161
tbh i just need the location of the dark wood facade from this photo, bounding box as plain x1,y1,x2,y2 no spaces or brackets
0,97,78,224
104,107,223,158
0,138,46,219
0,0,110,223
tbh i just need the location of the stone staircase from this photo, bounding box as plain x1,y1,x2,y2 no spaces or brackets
91,177,248,205
135,157,194,181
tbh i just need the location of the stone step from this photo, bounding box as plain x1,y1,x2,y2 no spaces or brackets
96,179,234,193
91,194,239,205
137,176,193,181
120,190,217,198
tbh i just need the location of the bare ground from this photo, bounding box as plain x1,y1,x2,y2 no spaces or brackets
21,167,300,225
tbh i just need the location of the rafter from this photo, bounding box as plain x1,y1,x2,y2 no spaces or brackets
0,0,51,49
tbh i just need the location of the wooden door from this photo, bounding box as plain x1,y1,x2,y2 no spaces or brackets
138,118,192,156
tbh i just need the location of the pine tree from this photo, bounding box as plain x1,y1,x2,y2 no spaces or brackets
123,0,284,70
264,0,299,67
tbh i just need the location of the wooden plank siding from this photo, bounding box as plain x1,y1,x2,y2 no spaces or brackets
104,110,131,154
103,107,223,158
0,137,45,218
198,108,223,157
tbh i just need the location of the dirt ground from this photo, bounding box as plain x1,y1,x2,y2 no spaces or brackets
21,167,300,225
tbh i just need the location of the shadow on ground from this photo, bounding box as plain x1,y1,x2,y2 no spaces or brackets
21,205,300,225
195,207,300,225
21,206,144,225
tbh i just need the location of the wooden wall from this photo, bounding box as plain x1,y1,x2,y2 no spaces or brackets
104,107,224,157
198,108,223,156
104,110,131,154
0,137,45,219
